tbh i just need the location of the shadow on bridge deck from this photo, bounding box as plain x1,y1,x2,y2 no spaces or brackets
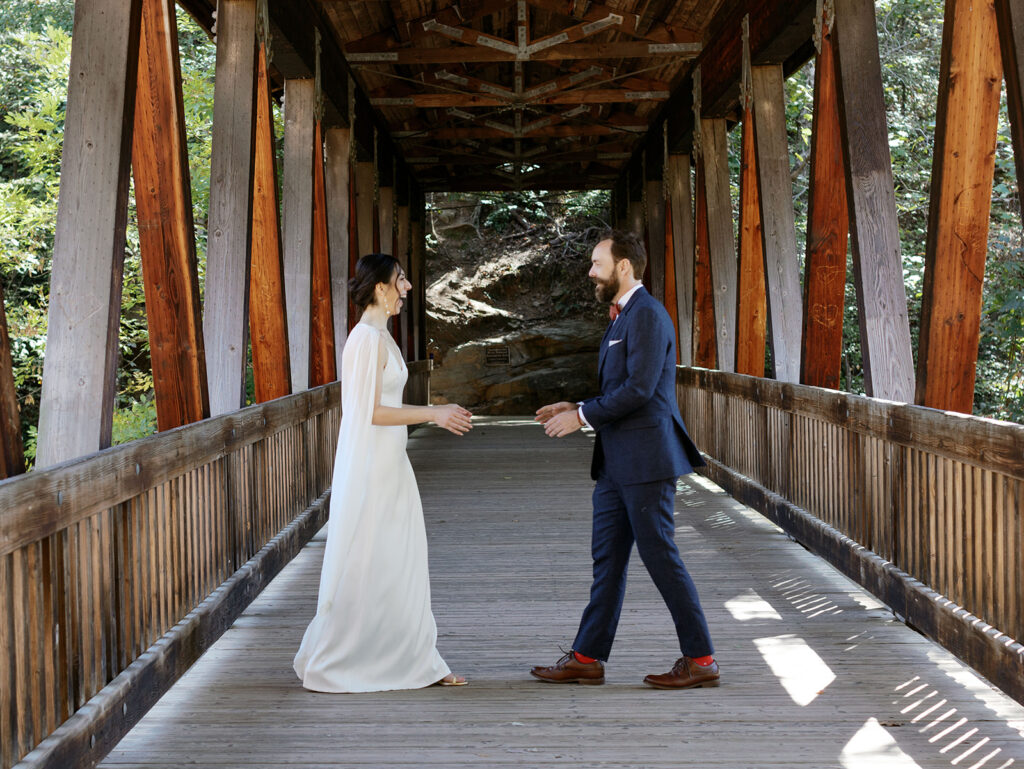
99,418,1024,768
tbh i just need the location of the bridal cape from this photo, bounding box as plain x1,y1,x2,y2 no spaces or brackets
293,322,451,692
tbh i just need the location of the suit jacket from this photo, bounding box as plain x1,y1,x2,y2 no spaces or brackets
582,286,705,485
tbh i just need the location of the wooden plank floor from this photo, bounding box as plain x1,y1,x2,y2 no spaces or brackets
100,417,1024,768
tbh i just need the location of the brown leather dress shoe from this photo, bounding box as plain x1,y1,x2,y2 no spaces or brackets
643,657,720,689
530,651,605,685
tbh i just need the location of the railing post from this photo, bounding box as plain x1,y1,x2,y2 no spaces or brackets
282,78,317,393
667,153,694,367
36,0,144,467
832,0,915,402
204,0,258,417
324,126,352,359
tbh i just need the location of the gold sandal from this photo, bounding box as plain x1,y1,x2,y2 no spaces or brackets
436,673,468,686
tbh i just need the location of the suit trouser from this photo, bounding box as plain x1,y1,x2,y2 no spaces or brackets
573,473,714,661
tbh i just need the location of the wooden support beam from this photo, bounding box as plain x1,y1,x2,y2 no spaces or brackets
348,169,360,330
627,200,644,237
282,78,315,393
203,0,257,417
267,0,351,128
664,202,678,360
668,154,695,366
736,99,767,378
354,161,375,258
645,180,666,303
379,186,395,255
693,154,718,369
833,0,915,402
369,89,669,109
411,190,427,361
997,0,1024,193
916,0,1002,413
751,65,802,383
524,0,702,44
132,0,209,431
309,120,336,388
346,41,700,65
324,126,351,365
249,45,291,403
36,0,142,468
801,14,848,389
396,201,412,360
393,123,645,140
0,284,24,478
701,118,737,374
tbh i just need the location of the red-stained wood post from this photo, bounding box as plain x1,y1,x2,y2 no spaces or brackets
693,149,718,371
36,0,143,467
736,94,767,378
0,284,24,478
248,44,291,403
309,120,336,387
832,0,915,402
916,0,1002,413
132,0,209,430
996,0,1024,189
801,6,849,390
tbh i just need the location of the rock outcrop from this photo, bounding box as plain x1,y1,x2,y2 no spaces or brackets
426,222,606,415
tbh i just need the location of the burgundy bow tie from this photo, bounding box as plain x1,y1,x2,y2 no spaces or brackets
609,303,621,321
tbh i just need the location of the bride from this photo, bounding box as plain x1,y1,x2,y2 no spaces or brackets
294,253,473,692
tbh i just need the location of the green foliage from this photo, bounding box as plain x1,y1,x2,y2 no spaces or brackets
0,3,217,467
111,396,158,446
478,189,610,234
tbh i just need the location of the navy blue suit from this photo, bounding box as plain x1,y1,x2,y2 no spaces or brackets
574,286,714,661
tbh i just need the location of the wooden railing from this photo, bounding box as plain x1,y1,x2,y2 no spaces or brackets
406,359,432,406
0,384,341,769
677,367,1024,701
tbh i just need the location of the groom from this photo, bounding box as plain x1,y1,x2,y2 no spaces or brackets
532,230,719,690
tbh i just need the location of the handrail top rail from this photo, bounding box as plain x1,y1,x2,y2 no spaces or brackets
678,367,1024,480
0,383,341,558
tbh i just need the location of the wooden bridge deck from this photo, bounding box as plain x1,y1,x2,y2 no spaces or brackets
99,418,1024,768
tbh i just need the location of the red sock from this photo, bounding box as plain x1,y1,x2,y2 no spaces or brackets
574,651,597,664
692,655,715,666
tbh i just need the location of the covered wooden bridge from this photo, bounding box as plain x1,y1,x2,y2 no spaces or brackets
1,0,1023,767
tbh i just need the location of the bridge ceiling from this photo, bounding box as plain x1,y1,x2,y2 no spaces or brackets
321,0,724,192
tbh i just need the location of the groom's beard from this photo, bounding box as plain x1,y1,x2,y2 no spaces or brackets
594,274,620,304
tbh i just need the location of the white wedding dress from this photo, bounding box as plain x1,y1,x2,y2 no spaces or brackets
293,322,451,692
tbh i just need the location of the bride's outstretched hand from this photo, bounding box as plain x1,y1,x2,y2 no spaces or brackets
433,404,473,435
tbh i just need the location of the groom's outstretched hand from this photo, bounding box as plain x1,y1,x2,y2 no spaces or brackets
536,401,582,438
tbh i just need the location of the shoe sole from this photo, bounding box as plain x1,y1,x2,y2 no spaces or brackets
530,672,605,685
643,678,720,690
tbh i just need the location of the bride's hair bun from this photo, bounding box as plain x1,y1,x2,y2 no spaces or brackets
349,253,401,311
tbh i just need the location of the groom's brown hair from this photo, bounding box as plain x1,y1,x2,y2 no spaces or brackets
604,229,647,279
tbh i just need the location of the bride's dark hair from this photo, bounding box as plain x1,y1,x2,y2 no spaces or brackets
349,253,401,312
